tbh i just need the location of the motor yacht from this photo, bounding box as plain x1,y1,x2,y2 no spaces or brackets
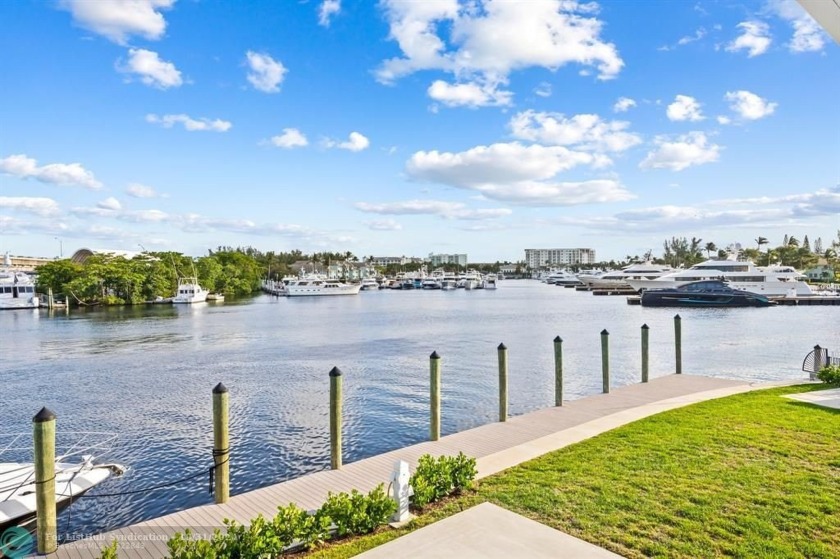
640,280,774,307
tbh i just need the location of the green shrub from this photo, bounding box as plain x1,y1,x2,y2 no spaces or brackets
320,484,396,536
97,540,118,559
410,452,477,509
272,502,331,550
167,529,221,559
817,364,840,385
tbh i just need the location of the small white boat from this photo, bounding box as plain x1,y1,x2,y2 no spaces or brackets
172,277,209,304
0,253,39,310
285,278,361,296
543,269,581,286
484,274,498,290
206,293,225,302
360,278,379,291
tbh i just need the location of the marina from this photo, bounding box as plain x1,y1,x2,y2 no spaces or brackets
2,280,838,542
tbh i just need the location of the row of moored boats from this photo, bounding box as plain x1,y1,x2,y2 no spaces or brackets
263,270,500,297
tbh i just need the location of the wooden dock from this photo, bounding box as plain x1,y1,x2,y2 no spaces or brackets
49,374,754,558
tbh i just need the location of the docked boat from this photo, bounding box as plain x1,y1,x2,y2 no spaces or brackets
484,274,498,290
0,253,39,310
0,433,125,530
462,270,483,290
441,273,459,290
640,280,774,307
543,269,580,286
360,278,379,291
172,277,209,304
285,278,361,296
626,259,813,297
582,262,674,290
206,293,225,302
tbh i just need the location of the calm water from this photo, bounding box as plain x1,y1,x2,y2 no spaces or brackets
1,281,837,536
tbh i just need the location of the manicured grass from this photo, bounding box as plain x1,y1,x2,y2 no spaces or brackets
309,384,840,558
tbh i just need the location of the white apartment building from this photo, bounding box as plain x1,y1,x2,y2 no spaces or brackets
525,248,596,269
428,253,468,267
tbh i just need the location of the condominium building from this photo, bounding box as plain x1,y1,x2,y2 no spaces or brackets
428,253,468,267
525,248,596,269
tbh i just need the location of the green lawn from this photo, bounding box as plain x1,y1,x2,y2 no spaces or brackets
310,384,840,558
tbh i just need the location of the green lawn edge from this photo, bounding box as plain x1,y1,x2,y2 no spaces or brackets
308,383,840,559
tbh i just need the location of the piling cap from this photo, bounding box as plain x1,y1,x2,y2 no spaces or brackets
674,314,681,320
814,344,822,350
212,382,228,394
33,407,56,423
498,343,507,350
601,329,609,335
430,351,440,359
641,324,649,330
329,366,343,377
553,335,562,343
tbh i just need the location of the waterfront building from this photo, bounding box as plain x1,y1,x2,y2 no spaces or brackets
428,253,467,268
525,248,596,269
4,254,54,270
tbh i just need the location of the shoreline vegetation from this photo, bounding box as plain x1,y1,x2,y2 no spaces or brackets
309,383,840,559
33,232,840,307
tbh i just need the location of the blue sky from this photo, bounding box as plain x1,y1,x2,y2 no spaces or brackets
1,0,837,263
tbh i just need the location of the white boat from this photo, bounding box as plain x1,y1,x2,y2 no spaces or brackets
172,277,209,304
544,269,581,286
462,270,483,290
0,433,125,529
484,274,498,290
625,259,813,297
285,278,361,296
360,278,379,291
0,253,39,310
441,273,459,290
582,262,675,289
206,293,225,302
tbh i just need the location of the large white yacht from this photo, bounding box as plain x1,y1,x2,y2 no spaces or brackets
286,278,361,296
172,277,209,304
580,262,675,289
625,259,813,296
0,253,40,310
543,269,581,285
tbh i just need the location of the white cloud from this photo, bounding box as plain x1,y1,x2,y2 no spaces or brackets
0,197,61,216
639,132,721,172
245,51,286,93
365,218,403,231
118,48,182,89
146,113,232,132
126,183,160,198
324,132,370,152
427,79,512,108
59,0,173,45
509,111,642,153
666,95,704,122
726,21,772,57
271,128,308,149
678,27,707,46
766,0,827,53
0,154,102,189
376,0,623,107
355,199,512,220
716,115,731,125
612,97,636,113
405,142,633,205
724,90,777,120
534,82,552,97
97,197,122,211
318,0,341,27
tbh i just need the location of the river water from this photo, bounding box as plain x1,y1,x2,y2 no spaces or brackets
1,281,837,536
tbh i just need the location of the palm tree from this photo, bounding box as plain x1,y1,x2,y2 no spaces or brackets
755,236,768,252
705,242,717,259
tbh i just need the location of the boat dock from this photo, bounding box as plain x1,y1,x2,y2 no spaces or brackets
50,374,762,559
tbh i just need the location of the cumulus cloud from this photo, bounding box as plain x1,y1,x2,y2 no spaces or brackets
509,111,642,153
766,0,827,53
724,90,777,120
318,0,341,27
59,0,173,44
427,79,512,108
146,113,232,132
118,48,182,89
726,21,772,57
666,95,704,122
612,97,636,113
324,132,370,152
126,183,160,198
355,199,512,220
716,115,731,125
270,128,308,149
0,154,102,189
659,27,707,51
97,197,122,211
639,132,721,172
0,196,61,216
365,218,403,231
246,51,286,93
405,142,633,205
376,0,623,107
534,82,552,97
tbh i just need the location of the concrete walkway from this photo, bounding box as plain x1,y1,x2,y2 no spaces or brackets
49,374,772,558
357,503,622,559
785,387,840,410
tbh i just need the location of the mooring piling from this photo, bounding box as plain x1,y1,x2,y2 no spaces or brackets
554,336,563,406
430,351,441,441
601,329,610,393
329,367,343,469
33,407,57,554
498,343,508,422
212,383,229,503
641,324,650,383
674,314,682,375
